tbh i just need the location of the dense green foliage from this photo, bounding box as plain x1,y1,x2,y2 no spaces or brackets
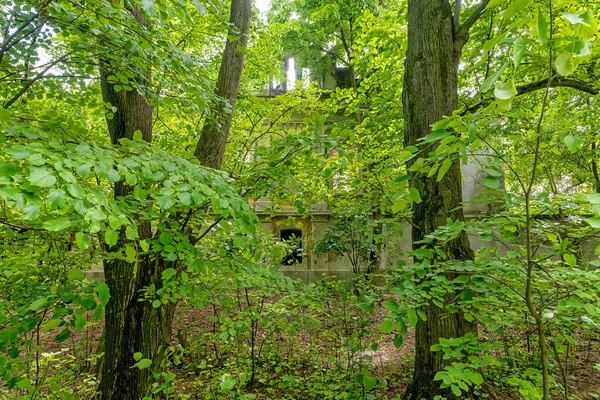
0,0,599,399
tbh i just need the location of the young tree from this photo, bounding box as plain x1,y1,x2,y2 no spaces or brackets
96,6,168,399
100,0,253,395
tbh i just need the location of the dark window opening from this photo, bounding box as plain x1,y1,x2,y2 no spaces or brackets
281,229,303,265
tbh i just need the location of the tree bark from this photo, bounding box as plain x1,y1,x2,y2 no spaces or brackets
97,8,171,400
194,0,252,168
402,1,476,399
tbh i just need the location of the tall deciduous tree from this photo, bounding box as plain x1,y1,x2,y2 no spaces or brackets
401,1,488,398
194,0,253,169
97,7,167,400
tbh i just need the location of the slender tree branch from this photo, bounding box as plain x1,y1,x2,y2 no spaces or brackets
454,0,491,49
0,9,43,65
453,0,463,32
3,51,74,109
517,75,598,96
464,75,599,114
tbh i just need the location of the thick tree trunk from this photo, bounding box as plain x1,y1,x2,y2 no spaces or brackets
194,0,252,168
402,1,475,399
97,8,172,400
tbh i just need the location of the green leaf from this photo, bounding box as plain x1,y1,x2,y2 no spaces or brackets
42,218,72,232
107,169,121,182
141,0,156,16
512,38,526,69
28,153,46,166
382,299,399,311
192,0,207,14
86,208,107,222
133,130,143,141
42,319,62,332
563,253,577,267
56,328,71,342
397,318,408,335
482,176,501,189
68,268,86,281
126,225,138,240
391,199,407,213
587,194,600,204
408,187,421,204
162,268,177,280
407,309,418,327
451,385,462,397
437,159,452,182
483,32,506,52
75,315,87,332
562,12,586,25
421,129,451,143
23,204,40,220
125,173,138,186
542,310,554,319
93,305,105,322
379,319,395,333
76,232,90,250
133,352,143,361
108,216,123,230
220,374,236,392
496,97,512,110
564,135,581,154
29,297,47,311
0,161,21,177
67,183,85,199
6,145,32,159
81,295,96,310
431,344,442,351
105,228,118,246
393,333,404,348
152,299,161,308
502,0,529,21
157,195,173,209
481,62,508,93
461,285,476,298
29,167,56,187
96,283,111,306
487,0,507,8
470,372,484,386
556,52,577,76
580,9,598,38
494,80,516,100
159,231,172,245
537,9,548,44
482,168,502,177
47,189,67,208
363,375,377,391
134,358,152,369
16,379,29,389
76,164,91,178
585,217,600,228
0,109,10,122
125,245,136,262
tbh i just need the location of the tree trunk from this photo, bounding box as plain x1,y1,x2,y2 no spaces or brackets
402,1,475,399
194,0,252,168
97,8,171,400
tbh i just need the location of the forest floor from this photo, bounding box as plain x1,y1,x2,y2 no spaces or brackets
169,304,600,400
10,301,600,400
